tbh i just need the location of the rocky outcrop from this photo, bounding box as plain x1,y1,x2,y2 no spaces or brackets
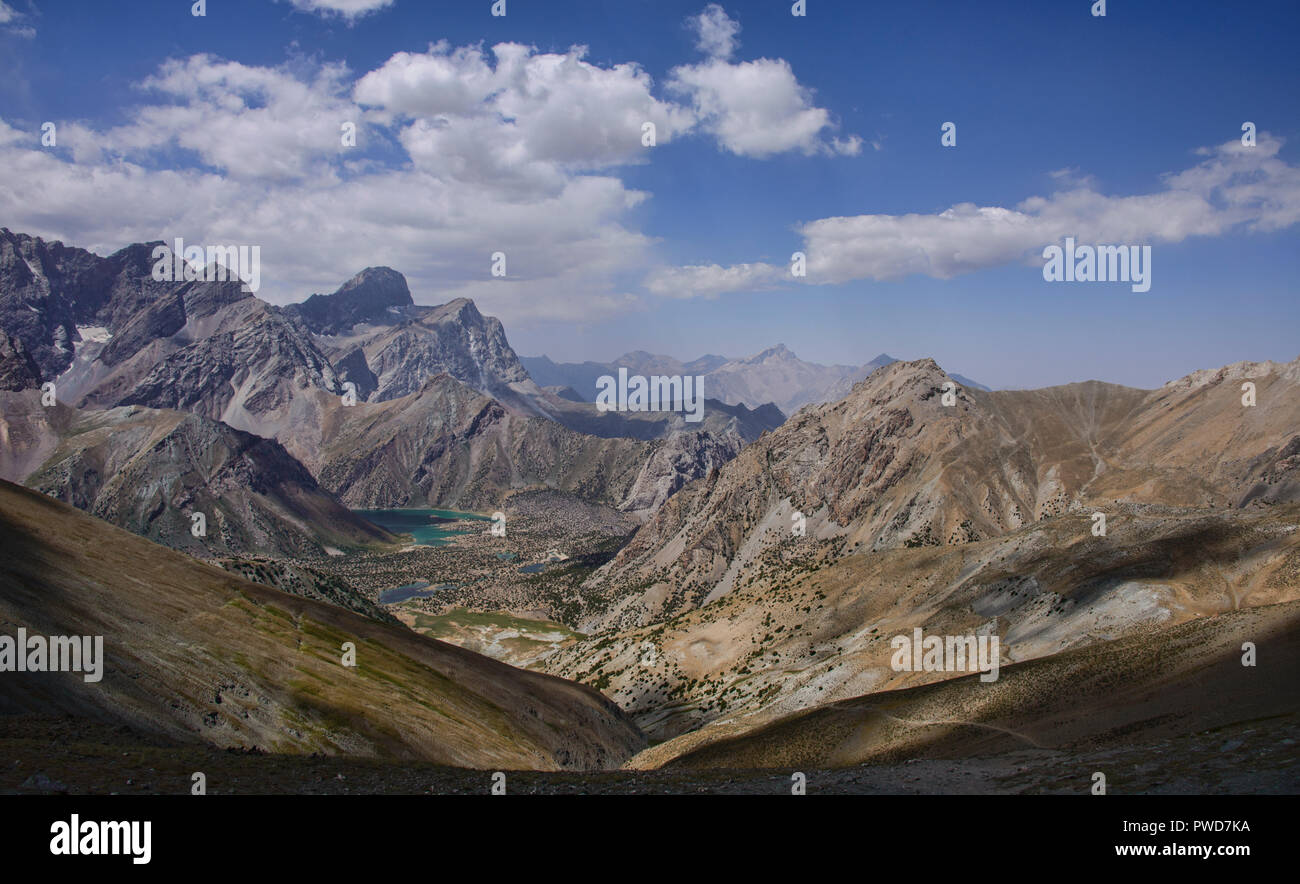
0,331,41,391
0,229,171,379
345,297,534,404
620,424,746,514
332,346,379,401
286,266,414,335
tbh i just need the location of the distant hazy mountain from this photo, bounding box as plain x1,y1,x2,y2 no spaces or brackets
521,352,727,401
523,346,988,416
705,344,877,414
544,384,587,403
950,373,990,392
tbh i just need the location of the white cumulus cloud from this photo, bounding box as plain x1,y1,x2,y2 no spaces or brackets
690,4,741,59
643,135,1300,296
644,262,781,298
99,55,361,181
0,22,871,321
669,6,860,158
356,41,696,179
284,0,394,20
797,134,1300,284
0,50,657,321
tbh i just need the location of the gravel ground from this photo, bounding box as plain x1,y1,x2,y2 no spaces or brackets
4,712,1295,795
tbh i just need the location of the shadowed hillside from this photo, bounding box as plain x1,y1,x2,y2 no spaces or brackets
632,601,1299,771
0,480,643,770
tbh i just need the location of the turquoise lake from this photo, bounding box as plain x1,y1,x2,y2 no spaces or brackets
354,508,492,546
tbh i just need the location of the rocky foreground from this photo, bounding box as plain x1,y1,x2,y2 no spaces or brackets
5,711,1294,795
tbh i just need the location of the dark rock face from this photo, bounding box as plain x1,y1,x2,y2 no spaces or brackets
0,230,111,378
0,331,42,391
333,346,379,401
287,267,413,335
0,230,232,379
0,230,332,427
97,288,187,368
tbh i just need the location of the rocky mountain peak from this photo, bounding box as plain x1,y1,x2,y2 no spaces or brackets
291,266,413,335
430,297,484,326
839,356,948,403
341,266,410,295
747,343,795,363
1162,353,1300,392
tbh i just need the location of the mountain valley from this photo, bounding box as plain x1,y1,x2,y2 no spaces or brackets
1,228,1296,793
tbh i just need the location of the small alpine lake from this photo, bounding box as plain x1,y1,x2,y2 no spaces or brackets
354,507,492,546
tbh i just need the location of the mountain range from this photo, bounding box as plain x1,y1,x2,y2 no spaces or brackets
0,229,785,550
540,353,1300,740
2,227,1296,789
523,346,989,417
586,355,1300,619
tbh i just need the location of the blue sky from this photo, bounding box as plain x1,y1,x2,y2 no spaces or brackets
0,0,1296,389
